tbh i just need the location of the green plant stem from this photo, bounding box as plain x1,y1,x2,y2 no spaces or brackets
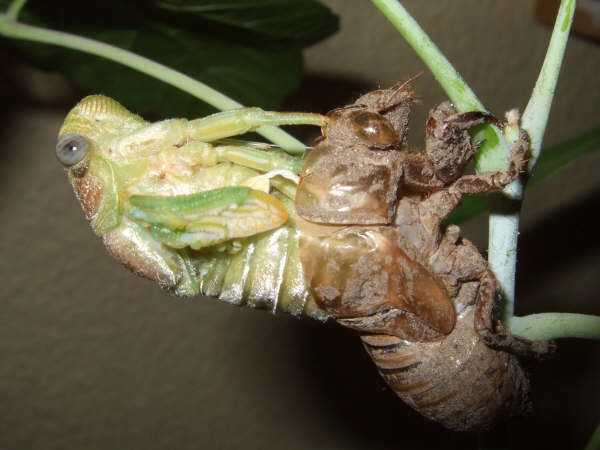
369,0,511,172
0,14,308,153
6,0,27,20
492,0,575,325
370,0,483,111
509,313,600,341
522,0,577,171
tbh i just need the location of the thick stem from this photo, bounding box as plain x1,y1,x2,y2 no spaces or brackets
508,313,600,341
0,17,307,153
491,0,575,328
488,186,522,323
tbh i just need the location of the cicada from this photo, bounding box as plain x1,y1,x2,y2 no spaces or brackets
56,96,327,317
57,84,540,431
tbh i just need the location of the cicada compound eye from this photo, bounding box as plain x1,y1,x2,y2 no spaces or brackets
350,111,399,148
56,133,89,167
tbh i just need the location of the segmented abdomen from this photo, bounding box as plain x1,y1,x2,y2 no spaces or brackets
361,307,530,431
190,195,326,320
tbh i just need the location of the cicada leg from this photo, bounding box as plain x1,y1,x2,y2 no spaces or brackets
188,107,326,143
449,129,530,194
215,144,305,174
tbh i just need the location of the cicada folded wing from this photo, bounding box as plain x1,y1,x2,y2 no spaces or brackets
124,186,288,249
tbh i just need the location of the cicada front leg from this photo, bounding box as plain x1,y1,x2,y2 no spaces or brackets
187,107,326,143
185,108,326,197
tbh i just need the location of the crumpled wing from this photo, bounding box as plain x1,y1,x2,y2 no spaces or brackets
124,186,288,249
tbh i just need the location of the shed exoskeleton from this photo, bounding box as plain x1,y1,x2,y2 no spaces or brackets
295,82,536,430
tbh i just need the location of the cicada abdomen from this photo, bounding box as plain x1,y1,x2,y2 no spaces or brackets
188,194,326,319
295,82,534,431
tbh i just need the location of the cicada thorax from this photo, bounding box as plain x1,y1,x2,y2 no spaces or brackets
295,108,406,225
294,83,531,431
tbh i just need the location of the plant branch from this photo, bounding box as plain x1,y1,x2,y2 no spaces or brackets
485,119,522,325
522,0,577,172
369,0,484,111
0,15,307,153
369,0,511,172
509,313,600,341
5,0,28,20
492,0,575,325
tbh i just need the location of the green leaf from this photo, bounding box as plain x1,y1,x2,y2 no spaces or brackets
1,0,337,117
154,0,339,47
528,125,600,185
445,194,487,225
447,126,600,224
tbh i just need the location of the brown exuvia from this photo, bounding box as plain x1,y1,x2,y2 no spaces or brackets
295,81,539,431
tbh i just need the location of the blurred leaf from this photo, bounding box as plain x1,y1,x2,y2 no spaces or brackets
447,126,600,224
154,0,339,46
529,125,600,185
445,194,487,225
1,0,337,117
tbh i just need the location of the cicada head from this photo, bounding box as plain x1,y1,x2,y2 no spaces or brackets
56,96,146,236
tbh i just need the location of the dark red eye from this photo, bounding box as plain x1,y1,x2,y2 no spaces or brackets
350,111,399,148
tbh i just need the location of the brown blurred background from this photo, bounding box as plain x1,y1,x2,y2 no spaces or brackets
1,1,599,449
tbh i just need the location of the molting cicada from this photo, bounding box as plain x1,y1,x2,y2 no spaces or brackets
57,83,542,431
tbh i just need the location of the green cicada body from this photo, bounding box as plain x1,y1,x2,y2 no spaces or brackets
57,95,326,318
